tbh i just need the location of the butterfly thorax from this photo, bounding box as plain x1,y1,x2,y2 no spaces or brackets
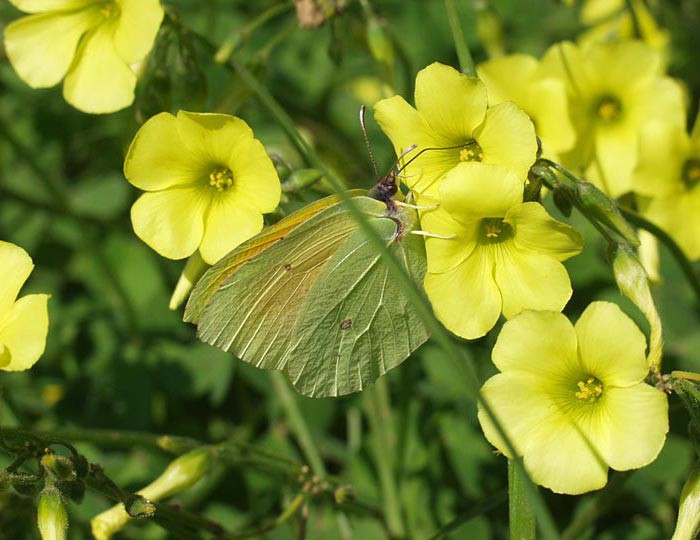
368,170,398,205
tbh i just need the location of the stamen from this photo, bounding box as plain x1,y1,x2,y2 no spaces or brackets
574,375,604,402
596,96,622,121
479,218,512,243
208,166,234,192
459,140,483,162
100,1,119,17
682,158,700,189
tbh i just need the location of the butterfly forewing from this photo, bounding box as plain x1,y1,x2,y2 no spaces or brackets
282,216,428,397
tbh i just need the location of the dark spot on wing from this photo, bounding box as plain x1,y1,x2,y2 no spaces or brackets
284,264,292,271
340,319,352,330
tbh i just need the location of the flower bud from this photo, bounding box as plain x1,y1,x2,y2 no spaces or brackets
366,17,395,77
474,1,505,58
576,181,640,246
37,487,68,540
673,461,700,540
282,169,325,193
90,447,216,540
612,244,663,370
169,252,210,311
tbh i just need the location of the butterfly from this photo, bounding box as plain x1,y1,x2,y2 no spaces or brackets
184,109,430,398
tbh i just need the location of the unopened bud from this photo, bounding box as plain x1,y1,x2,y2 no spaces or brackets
576,181,639,246
612,244,663,370
169,252,210,310
282,169,325,193
474,2,505,58
672,461,700,540
366,17,395,79
37,487,68,540
90,447,215,540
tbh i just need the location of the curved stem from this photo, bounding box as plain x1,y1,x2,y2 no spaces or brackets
619,207,700,304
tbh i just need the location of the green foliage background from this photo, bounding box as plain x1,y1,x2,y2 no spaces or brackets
1,0,700,538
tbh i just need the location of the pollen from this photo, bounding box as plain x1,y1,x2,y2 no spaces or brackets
209,167,234,192
479,218,512,243
459,140,483,162
596,96,622,122
575,376,604,402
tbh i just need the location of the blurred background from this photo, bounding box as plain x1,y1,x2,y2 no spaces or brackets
1,0,700,538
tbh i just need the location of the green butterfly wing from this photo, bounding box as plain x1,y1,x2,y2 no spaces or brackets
188,195,428,397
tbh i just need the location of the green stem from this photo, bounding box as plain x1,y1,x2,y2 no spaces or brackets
365,379,405,538
445,0,476,76
270,372,327,477
625,0,643,39
509,460,536,540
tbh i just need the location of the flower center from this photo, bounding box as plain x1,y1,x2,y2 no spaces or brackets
575,375,604,402
682,158,700,189
479,218,512,243
208,167,234,192
596,96,622,122
459,140,483,162
100,1,120,18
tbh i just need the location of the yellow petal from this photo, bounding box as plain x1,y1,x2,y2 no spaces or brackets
477,371,555,458
63,21,136,113
474,101,537,181
477,54,537,106
415,62,487,141
439,162,523,220
523,418,608,495
199,196,263,265
493,242,573,319
645,189,700,261
8,0,95,13
227,137,281,213
176,111,254,165
574,301,648,387
631,120,688,197
420,207,478,273
538,41,592,98
113,0,163,64
491,309,579,379
589,124,637,198
0,241,33,318
130,187,208,260
0,294,49,372
124,112,206,191
625,77,685,133
424,247,501,339
507,202,583,261
0,344,10,368
527,78,577,156
602,384,668,471
373,95,450,196
4,8,101,88
587,40,661,93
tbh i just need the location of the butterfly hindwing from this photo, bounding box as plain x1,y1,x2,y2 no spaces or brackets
282,216,428,397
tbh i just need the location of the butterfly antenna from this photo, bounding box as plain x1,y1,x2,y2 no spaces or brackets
360,105,380,178
396,144,465,174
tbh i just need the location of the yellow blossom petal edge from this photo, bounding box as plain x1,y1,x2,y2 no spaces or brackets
126,111,281,265
478,302,668,495
0,241,49,372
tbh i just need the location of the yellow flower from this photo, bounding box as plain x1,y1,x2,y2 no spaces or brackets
632,121,700,260
579,0,669,55
478,302,668,495
477,54,576,161
421,162,583,339
0,241,50,371
373,62,537,198
4,0,164,114
540,40,685,198
125,111,281,265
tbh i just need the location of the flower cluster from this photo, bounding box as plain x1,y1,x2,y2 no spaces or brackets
4,0,164,113
375,63,583,339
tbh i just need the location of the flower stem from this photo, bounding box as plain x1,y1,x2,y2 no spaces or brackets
445,0,476,76
508,459,536,540
364,379,405,538
270,372,327,477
